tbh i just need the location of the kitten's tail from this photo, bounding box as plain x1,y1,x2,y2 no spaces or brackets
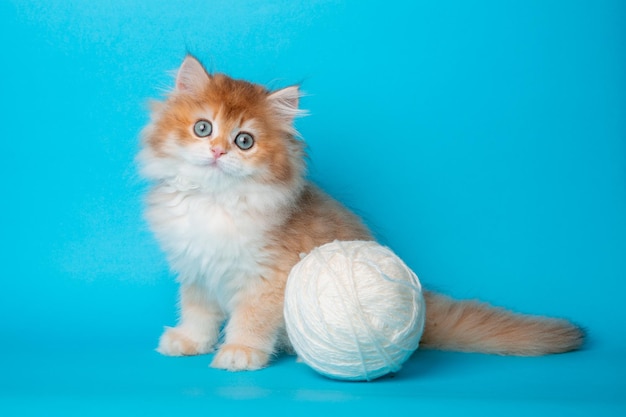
420,291,584,356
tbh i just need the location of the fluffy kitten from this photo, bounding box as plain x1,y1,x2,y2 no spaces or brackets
138,55,584,371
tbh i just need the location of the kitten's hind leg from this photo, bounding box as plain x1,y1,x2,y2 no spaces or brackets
157,284,224,356
211,273,286,371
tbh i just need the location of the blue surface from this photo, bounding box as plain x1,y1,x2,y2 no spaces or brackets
1,0,625,415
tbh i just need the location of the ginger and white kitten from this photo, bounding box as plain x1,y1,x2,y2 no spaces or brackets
138,55,583,371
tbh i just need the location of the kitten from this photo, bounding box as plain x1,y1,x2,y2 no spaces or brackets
138,55,584,371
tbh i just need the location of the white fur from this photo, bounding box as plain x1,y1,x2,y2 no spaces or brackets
156,288,224,356
139,145,301,313
139,141,303,362
139,56,307,368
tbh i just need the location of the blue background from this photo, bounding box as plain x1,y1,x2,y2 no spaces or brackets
1,0,624,415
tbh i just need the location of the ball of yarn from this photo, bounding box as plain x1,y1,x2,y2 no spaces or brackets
284,240,426,381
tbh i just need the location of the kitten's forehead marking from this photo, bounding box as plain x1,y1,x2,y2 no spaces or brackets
194,106,216,121
215,115,261,140
238,118,260,135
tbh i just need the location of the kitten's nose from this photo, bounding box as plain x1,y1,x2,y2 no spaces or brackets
211,147,226,159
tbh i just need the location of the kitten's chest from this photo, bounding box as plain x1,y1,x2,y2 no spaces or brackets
146,187,274,297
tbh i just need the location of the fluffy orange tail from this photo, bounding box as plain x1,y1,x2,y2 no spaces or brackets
420,291,584,356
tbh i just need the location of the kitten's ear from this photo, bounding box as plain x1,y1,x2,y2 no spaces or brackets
268,86,305,122
175,55,210,93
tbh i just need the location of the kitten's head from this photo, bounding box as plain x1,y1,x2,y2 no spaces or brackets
140,55,306,190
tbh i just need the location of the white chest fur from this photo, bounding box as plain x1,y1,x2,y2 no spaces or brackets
145,180,290,312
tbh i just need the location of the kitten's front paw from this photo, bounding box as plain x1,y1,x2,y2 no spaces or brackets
211,344,269,371
156,326,215,356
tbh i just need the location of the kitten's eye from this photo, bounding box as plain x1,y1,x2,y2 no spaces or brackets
234,132,255,150
193,120,212,138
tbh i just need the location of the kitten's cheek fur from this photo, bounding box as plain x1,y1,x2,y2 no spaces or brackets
156,326,216,356
211,344,269,371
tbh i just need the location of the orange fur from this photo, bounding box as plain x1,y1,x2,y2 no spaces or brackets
140,56,584,371
147,72,300,184
421,292,584,355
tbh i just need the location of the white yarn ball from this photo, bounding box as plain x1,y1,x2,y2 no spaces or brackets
284,240,426,381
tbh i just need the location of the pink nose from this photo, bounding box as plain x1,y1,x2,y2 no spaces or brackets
211,147,226,159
